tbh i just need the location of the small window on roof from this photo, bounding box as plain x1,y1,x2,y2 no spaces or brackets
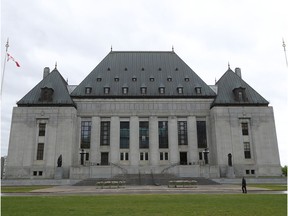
184,77,189,82
175,68,179,71
132,77,137,82
158,68,162,71
167,77,172,82
97,77,102,82
107,67,111,71
122,87,128,94
114,77,119,82
177,87,183,94
125,68,128,71
104,87,110,94
140,87,147,94
159,87,165,94
195,87,202,94
39,87,54,102
141,67,145,71
85,87,92,94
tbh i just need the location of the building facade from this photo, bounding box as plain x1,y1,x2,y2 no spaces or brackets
5,51,282,179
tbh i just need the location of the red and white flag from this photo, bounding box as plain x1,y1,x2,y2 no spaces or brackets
7,53,20,67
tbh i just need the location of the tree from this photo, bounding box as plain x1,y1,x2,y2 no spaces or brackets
282,165,287,177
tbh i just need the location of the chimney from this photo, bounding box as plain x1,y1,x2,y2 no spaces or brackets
235,67,241,78
43,67,50,79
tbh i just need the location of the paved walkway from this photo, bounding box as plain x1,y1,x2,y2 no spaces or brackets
2,185,286,196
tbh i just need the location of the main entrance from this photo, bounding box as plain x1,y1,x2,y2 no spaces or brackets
180,152,187,165
101,152,109,165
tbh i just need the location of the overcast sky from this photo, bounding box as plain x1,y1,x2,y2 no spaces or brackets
1,0,288,165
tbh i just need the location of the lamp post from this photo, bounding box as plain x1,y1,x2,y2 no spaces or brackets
203,148,209,165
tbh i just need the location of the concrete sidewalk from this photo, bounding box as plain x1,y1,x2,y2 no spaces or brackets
3,184,285,196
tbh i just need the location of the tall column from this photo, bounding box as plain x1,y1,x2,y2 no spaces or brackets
188,116,198,164
168,116,178,163
90,116,100,164
130,116,139,166
149,116,158,166
110,116,120,164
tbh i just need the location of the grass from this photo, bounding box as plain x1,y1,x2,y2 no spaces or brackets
2,194,287,216
249,184,287,191
1,186,52,193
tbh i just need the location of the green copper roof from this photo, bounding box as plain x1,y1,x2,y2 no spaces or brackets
17,68,75,107
211,68,269,107
71,51,216,98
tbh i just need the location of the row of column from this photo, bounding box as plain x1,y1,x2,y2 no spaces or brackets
89,116,200,166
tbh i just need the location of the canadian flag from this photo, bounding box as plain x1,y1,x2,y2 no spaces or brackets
7,53,20,67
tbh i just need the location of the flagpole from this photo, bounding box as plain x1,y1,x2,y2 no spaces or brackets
283,39,288,68
1,38,9,94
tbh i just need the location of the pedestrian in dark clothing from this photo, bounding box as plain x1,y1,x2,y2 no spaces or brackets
242,177,247,193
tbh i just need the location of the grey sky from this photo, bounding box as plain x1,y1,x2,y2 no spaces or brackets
1,0,288,165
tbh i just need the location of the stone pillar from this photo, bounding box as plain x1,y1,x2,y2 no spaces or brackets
168,116,178,163
188,116,198,164
130,116,139,166
149,116,158,166
90,116,100,164
110,116,120,164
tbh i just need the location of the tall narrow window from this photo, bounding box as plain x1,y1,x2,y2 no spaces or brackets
39,123,46,136
120,122,130,149
100,121,110,146
178,121,187,145
159,121,168,148
241,123,249,135
140,152,149,161
139,121,149,149
120,152,129,161
244,142,251,159
197,121,207,148
36,143,44,160
81,121,91,149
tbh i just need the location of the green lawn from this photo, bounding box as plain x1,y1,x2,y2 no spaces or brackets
248,184,287,191
1,186,52,193
2,194,287,216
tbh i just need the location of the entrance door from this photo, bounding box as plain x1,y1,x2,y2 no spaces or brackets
180,152,187,165
101,152,109,165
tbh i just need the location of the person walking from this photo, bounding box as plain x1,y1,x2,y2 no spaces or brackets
242,177,247,193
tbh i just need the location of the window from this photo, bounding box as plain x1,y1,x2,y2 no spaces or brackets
159,87,165,94
122,87,128,94
197,121,207,148
36,143,44,160
233,87,248,102
195,87,202,94
141,68,145,71
159,121,168,148
241,123,249,136
81,121,91,149
97,77,102,82
178,121,187,145
86,153,89,161
177,87,183,94
184,77,189,82
160,152,169,160
132,76,137,81
33,171,37,176
167,77,172,82
140,152,149,161
251,170,255,174
85,87,92,94
158,68,162,71
104,87,110,94
38,123,46,136
246,170,250,174
139,121,149,149
149,77,155,82
244,142,251,159
114,77,119,82
38,171,43,176
120,152,129,161
120,122,130,149
125,68,128,71
100,121,110,146
199,152,203,160
140,87,147,94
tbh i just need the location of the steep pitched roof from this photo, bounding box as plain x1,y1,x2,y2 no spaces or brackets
17,68,75,107
71,51,216,98
211,68,269,107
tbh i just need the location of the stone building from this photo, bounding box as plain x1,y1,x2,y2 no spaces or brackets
5,51,282,180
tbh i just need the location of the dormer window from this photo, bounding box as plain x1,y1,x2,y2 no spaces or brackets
122,87,128,94
85,87,92,94
140,87,147,94
175,68,178,71
149,77,155,82
124,68,128,71
177,87,183,94
104,87,110,94
167,76,172,82
184,77,189,82
158,68,162,71
132,76,137,82
159,87,165,94
233,87,248,102
107,67,111,71
141,68,145,71
195,87,202,94
97,77,102,82
39,87,54,102
114,76,119,82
